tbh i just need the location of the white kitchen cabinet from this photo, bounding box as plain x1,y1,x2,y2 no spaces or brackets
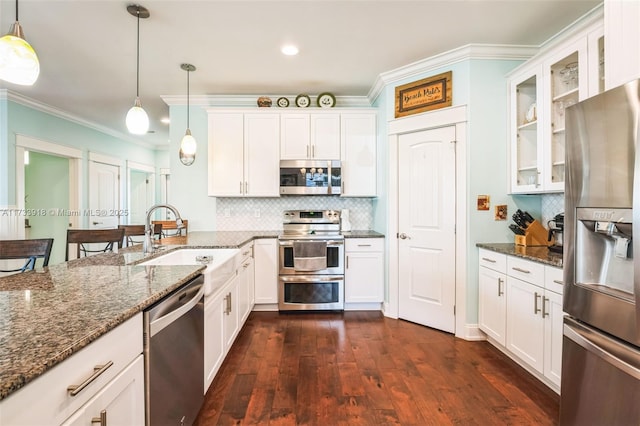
341,113,377,197
604,0,640,90
344,238,384,304
280,113,341,160
204,279,227,392
61,356,145,426
478,249,564,391
508,16,604,194
0,314,143,425
237,241,255,325
478,249,507,345
223,274,240,350
254,238,278,306
208,111,280,197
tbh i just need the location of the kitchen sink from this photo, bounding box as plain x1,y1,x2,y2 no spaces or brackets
140,248,240,295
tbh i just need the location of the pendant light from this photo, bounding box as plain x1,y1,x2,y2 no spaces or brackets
125,5,150,135
179,63,197,166
0,0,40,85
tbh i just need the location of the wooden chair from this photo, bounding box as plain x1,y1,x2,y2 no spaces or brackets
152,219,188,238
118,224,162,247
0,238,54,273
65,228,125,261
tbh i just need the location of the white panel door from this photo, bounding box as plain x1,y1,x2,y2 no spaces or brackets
398,126,456,333
89,161,120,230
128,170,150,225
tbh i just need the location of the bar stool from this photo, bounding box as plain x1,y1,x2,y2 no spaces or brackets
152,219,188,238
0,238,54,273
119,224,162,247
65,228,125,261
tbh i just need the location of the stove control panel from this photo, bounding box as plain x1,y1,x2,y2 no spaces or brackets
282,210,341,224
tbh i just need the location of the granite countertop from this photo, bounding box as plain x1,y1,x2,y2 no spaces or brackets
341,230,385,238
476,243,563,268
0,229,385,401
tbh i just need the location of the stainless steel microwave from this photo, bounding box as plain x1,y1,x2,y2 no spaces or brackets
279,160,341,195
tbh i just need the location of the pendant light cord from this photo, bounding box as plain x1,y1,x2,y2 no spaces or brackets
15,0,19,21
186,69,190,128
135,9,140,97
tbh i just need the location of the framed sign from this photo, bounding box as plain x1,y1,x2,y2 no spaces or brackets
395,71,452,118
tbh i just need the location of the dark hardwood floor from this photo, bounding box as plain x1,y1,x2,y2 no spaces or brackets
195,311,559,425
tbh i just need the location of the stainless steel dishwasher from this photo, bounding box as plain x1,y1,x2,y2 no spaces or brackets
144,274,204,426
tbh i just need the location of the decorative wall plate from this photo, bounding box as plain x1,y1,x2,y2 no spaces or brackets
295,94,311,108
317,92,336,108
276,97,289,108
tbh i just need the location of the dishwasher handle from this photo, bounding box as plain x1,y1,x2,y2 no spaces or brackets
149,279,204,338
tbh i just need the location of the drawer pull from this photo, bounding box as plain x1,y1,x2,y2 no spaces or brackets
534,292,541,314
68,361,114,396
512,267,530,274
243,262,250,269
91,410,107,426
553,279,563,285
542,296,550,318
481,257,496,263
357,244,372,247
498,278,504,296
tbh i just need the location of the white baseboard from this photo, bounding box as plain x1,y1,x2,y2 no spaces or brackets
458,323,487,341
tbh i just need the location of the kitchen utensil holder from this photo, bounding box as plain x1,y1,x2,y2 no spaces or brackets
514,220,549,247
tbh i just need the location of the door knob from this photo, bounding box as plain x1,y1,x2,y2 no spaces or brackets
398,233,411,239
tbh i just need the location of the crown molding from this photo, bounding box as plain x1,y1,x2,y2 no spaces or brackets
2,89,157,150
367,43,539,103
161,94,372,108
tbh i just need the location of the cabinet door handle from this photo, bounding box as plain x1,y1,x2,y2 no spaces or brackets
91,410,107,426
67,361,114,396
245,181,248,194
498,278,504,296
553,279,563,285
223,294,229,315
312,145,315,158
239,181,243,195
534,292,541,315
542,296,549,318
482,257,496,263
307,145,310,158
228,292,232,313
243,262,250,269
346,255,349,269
512,267,530,274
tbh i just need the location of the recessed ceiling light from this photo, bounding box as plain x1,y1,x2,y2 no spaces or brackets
161,117,170,124
281,45,299,56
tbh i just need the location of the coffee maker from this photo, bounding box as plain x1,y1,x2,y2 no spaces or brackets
547,213,564,253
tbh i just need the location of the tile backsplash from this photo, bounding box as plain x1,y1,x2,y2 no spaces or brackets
215,197,374,231
541,193,564,226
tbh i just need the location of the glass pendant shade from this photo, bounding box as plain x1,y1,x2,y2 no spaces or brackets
126,97,149,135
179,129,196,166
0,22,40,86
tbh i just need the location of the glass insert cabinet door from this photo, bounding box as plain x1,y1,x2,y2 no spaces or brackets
510,65,544,194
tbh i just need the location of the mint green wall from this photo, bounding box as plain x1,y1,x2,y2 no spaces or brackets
167,105,215,231
25,152,69,264
375,58,538,325
1,100,158,217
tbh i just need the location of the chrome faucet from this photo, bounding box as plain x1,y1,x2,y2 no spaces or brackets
144,203,184,254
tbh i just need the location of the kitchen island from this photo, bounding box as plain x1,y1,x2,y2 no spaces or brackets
0,229,381,404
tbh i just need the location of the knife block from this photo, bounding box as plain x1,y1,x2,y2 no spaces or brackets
514,220,549,247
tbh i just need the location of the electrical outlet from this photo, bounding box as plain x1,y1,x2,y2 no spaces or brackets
254,209,260,218
224,208,230,217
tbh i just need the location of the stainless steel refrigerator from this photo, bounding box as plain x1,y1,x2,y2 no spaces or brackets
562,78,640,425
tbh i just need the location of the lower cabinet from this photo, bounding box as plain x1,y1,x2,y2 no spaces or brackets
61,356,145,426
253,238,278,306
478,249,564,392
0,314,144,425
344,238,384,304
237,241,255,324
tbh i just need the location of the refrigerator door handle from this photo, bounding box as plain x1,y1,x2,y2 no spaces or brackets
564,322,640,380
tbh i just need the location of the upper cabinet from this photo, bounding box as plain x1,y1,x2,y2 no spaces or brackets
280,113,341,160
508,16,604,194
604,0,640,90
208,111,280,197
341,112,377,197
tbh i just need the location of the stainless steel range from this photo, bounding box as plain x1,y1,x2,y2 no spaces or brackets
278,210,344,311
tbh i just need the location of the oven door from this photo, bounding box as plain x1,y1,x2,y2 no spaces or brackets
278,239,344,275
278,275,344,311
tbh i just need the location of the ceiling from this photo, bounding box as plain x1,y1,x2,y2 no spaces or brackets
0,0,601,148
